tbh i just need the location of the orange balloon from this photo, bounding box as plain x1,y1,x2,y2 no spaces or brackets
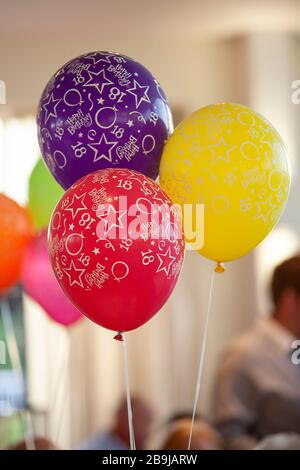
0,194,34,293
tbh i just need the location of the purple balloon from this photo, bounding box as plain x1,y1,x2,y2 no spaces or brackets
21,231,82,327
37,51,173,189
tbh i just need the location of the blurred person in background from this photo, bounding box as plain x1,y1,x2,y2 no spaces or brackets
214,256,300,449
78,395,153,450
255,433,300,450
161,418,223,450
166,411,199,423
146,411,200,449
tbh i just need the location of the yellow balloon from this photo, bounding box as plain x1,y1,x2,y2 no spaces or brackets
159,103,290,263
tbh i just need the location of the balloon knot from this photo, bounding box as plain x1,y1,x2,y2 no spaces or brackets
215,262,225,274
114,333,124,341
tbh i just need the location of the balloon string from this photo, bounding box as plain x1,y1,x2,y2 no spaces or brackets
188,269,215,450
120,333,136,450
0,297,36,450
54,328,71,447
21,409,36,450
49,328,69,431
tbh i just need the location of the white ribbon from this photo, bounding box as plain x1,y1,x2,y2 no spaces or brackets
188,270,215,450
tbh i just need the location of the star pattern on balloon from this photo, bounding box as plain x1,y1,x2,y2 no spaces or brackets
84,69,113,94
156,247,176,276
127,79,151,109
152,189,170,206
88,134,118,163
209,137,236,164
63,260,85,288
254,195,276,223
126,171,157,195
65,193,87,218
42,93,62,124
85,52,112,66
97,204,127,236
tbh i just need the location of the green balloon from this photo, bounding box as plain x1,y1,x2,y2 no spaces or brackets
28,159,64,229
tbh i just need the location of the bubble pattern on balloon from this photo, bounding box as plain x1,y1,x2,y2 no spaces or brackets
48,168,185,332
37,51,173,189
159,103,290,262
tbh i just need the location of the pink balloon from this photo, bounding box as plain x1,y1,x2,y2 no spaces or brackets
21,231,82,326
